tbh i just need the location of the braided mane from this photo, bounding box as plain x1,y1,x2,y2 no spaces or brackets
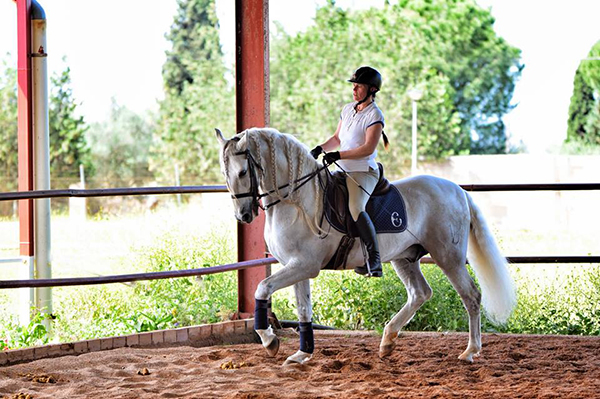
234,128,326,236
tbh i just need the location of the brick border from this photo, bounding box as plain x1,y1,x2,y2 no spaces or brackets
0,319,255,366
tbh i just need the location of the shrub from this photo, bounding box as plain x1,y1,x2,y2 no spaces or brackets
129,229,238,327
310,264,470,332
504,265,600,335
50,225,238,344
0,311,51,350
3,225,599,349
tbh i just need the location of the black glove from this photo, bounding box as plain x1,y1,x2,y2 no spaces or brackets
310,145,323,159
323,151,341,165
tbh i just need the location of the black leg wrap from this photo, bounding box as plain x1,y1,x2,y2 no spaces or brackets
299,322,314,354
254,299,269,330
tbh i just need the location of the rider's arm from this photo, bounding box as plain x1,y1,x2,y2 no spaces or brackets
319,119,342,152
339,122,382,160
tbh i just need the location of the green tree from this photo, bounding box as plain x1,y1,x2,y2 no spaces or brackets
580,40,600,93
567,67,596,144
49,65,93,183
0,58,18,192
0,57,91,192
406,0,523,154
270,0,522,175
567,40,600,147
87,99,155,187
153,0,234,184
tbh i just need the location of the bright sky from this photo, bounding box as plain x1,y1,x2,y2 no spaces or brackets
1,0,599,153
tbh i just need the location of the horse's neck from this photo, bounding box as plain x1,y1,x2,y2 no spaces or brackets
255,134,323,223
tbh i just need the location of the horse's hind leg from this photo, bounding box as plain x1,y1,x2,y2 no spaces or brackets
380,256,432,358
437,260,482,362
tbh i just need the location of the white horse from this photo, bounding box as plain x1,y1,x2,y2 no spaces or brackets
216,127,516,365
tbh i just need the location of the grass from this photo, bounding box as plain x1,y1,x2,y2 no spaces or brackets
1,193,600,349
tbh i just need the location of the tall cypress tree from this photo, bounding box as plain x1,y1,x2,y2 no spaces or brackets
567,40,600,147
49,66,93,182
152,0,234,184
0,59,91,192
567,67,595,144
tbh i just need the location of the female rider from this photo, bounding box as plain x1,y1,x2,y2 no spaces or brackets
310,66,385,277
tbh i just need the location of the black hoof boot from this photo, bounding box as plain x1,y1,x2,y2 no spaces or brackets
355,212,383,278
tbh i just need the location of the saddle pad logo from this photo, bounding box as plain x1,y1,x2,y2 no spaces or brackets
391,212,402,228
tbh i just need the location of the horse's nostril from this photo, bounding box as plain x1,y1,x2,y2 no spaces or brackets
241,213,251,223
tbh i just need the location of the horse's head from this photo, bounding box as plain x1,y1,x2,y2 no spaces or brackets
216,128,262,224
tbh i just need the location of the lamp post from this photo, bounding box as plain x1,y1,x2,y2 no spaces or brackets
408,89,423,176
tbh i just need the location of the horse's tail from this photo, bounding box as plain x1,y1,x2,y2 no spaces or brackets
465,192,517,325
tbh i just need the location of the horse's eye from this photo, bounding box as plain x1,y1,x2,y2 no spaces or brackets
238,169,247,178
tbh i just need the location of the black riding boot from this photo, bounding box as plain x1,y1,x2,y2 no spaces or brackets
354,212,383,277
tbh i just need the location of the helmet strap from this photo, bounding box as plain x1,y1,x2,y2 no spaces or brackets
354,86,374,112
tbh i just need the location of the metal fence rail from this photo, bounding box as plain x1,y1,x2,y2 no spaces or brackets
0,258,278,289
460,183,600,192
0,185,228,201
1,182,599,290
1,182,600,202
2,255,600,290
421,256,600,265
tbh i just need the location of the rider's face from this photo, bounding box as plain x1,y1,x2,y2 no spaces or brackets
352,83,370,101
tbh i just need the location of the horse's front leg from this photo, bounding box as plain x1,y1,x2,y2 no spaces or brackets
283,279,313,365
253,260,319,363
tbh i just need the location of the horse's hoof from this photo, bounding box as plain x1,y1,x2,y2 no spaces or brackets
265,335,280,357
458,351,477,363
283,350,312,366
379,343,394,358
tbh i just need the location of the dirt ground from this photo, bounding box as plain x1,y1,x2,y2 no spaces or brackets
1,330,599,399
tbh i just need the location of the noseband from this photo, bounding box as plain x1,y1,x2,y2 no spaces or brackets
230,148,264,216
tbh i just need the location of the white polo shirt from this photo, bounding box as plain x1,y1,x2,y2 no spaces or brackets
337,101,385,172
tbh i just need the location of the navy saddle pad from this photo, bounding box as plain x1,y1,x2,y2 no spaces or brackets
323,172,408,237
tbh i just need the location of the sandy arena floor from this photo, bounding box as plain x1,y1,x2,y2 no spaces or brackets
1,330,599,399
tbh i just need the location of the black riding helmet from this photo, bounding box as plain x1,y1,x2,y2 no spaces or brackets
349,66,382,110
348,66,382,93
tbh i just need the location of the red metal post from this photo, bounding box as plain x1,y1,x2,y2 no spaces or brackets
235,0,269,317
16,0,34,257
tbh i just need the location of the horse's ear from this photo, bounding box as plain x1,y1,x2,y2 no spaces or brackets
215,128,226,146
237,131,248,149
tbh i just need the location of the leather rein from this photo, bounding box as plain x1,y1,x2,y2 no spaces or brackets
228,147,328,213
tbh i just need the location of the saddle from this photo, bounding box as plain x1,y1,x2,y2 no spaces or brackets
321,163,408,271
322,163,407,238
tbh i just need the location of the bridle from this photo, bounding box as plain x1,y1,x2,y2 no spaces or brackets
229,147,264,216
226,141,328,214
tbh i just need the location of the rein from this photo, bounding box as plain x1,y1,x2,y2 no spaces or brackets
230,148,328,212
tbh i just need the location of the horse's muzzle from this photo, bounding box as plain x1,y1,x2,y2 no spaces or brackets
240,212,253,224
236,203,255,224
